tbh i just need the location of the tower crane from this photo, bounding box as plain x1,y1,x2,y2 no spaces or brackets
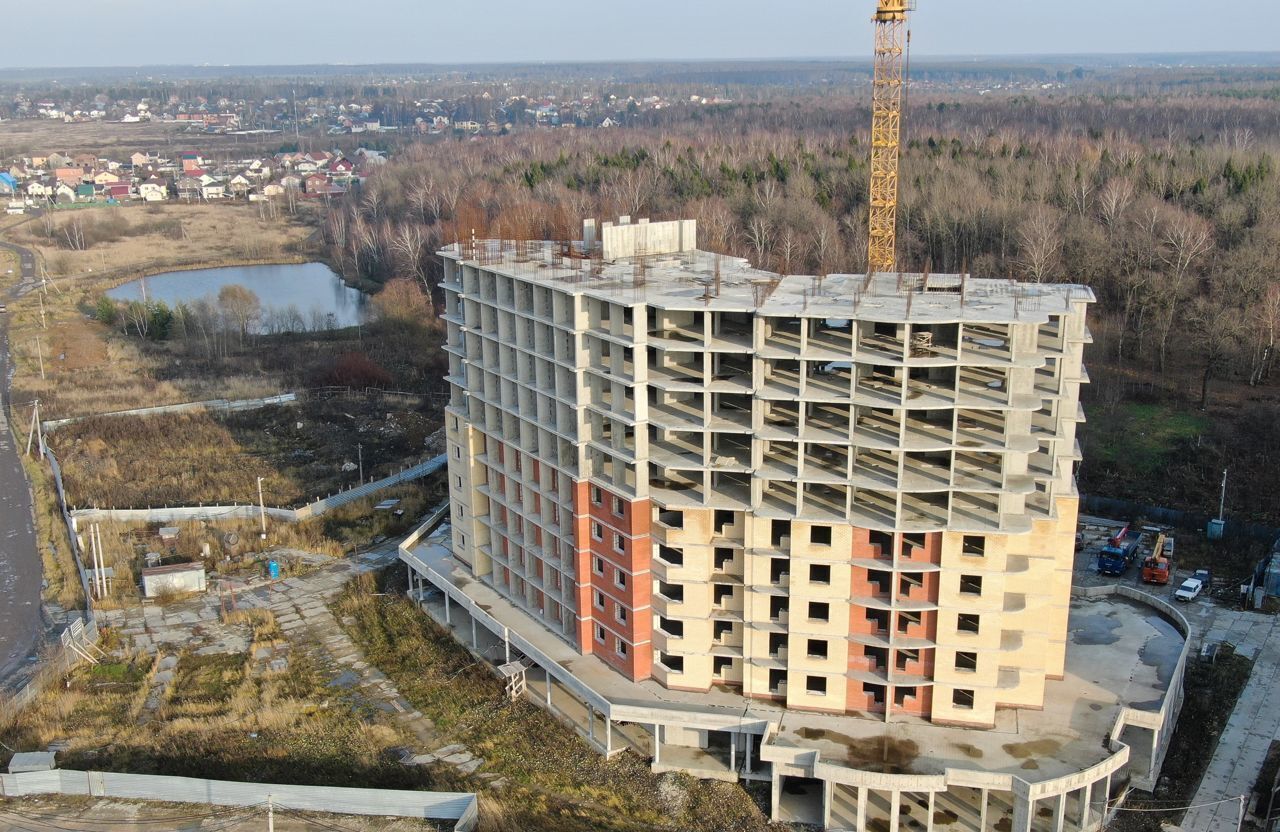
867,0,915,275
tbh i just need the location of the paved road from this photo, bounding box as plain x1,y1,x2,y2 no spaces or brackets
0,234,46,682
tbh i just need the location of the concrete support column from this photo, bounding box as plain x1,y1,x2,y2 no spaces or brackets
588,708,596,745
545,673,553,707
770,771,782,823
1054,793,1067,832
605,717,613,755
504,631,511,663
444,594,452,625
470,616,478,648
1012,797,1033,832
928,792,937,832
653,723,662,765
890,791,902,832
857,787,868,832
1080,782,1093,831
730,732,738,773
822,780,834,829
979,788,989,832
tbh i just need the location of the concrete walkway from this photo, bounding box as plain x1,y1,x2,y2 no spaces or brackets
1180,609,1280,832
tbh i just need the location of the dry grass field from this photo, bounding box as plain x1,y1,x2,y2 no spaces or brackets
0,118,294,159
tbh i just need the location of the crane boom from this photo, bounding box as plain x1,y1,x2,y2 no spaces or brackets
868,0,913,275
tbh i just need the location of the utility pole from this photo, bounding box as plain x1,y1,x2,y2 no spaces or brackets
38,290,46,329
33,336,44,380
257,476,267,540
267,794,274,832
1219,468,1229,521
358,443,364,483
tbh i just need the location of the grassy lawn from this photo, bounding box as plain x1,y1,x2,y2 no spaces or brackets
335,571,785,832
1082,402,1211,481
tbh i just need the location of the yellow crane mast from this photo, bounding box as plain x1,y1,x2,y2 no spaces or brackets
867,0,914,275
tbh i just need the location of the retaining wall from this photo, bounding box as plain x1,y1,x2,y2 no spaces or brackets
0,768,478,831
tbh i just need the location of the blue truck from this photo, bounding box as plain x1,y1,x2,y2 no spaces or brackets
1098,525,1144,576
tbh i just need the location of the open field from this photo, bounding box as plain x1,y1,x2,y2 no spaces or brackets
0,118,300,159
49,398,441,509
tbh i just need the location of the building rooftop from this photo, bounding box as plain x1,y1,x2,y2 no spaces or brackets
443,224,1095,324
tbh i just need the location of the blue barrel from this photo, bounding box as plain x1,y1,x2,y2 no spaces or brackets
268,560,280,580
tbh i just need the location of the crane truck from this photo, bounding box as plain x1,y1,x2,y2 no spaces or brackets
1141,534,1175,585
1098,525,1144,576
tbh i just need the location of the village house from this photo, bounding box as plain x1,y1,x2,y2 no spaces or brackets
139,177,169,202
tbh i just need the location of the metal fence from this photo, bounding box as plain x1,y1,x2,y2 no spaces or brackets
1081,493,1280,543
0,769,478,831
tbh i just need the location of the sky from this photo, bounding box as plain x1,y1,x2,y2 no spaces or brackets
7,0,1280,69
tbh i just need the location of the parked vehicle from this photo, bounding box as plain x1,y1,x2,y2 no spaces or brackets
1141,533,1174,585
1174,577,1204,601
1099,526,1143,576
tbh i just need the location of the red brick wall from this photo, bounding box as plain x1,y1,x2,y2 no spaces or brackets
571,482,653,681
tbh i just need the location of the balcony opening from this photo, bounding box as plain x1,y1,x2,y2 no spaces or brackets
770,558,790,586
714,548,735,571
866,609,890,633
955,651,978,672
657,546,684,566
808,602,830,623
902,533,926,557
952,689,975,709
897,611,922,635
866,646,889,671
864,682,886,706
714,510,735,534
806,676,828,696
769,597,789,622
960,575,984,596
769,632,787,657
893,685,918,707
899,573,923,597
809,564,832,585
713,584,734,606
714,620,734,642
659,653,684,674
874,321,897,338
768,669,786,694
713,656,733,677
869,530,895,558
810,525,832,546
962,535,986,557
659,617,684,638
958,613,980,634
772,519,792,548
807,639,829,660
659,582,684,603
896,649,920,673
869,570,893,595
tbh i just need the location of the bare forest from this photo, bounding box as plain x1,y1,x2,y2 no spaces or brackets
319,86,1280,524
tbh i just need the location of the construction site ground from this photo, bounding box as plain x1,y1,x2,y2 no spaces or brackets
1076,515,1280,832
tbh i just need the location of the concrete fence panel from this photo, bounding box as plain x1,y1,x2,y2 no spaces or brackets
0,769,478,830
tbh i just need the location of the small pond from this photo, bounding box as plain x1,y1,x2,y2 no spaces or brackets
107,262,368,331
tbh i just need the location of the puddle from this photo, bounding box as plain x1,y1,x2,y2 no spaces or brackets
1002,739,1061,759
794,728,921,773
953,743,984,759
934,809,960,825
1021,759,1040,770
1138,615,1183,686
1070,612,1122,646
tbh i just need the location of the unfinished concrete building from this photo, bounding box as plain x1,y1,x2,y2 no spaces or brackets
404,218,1188,831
